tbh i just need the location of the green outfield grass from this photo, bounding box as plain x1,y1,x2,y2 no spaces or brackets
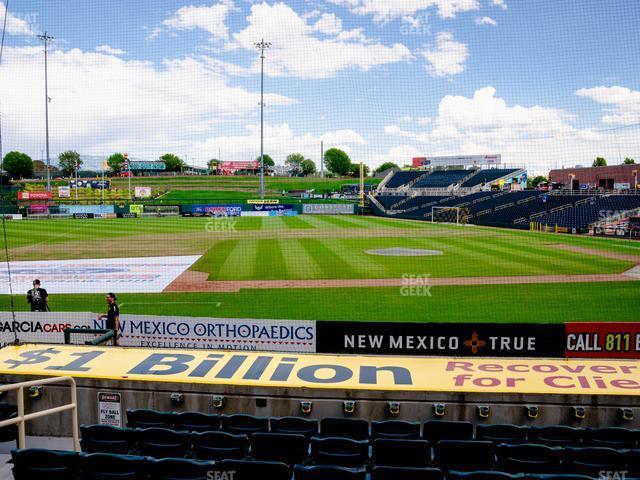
0,282,638,323
1,214,639,323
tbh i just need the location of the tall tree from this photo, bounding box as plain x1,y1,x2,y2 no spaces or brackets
107,153,126,173
301,159,316,175
256,154,275,167
324,148,351,176
286,153,305,166
348,162,369,177
374,162,400,174
207,158,220,171
624,157,635,165
160,153,186,172
58,150,82,177
2,151,34,179
593,157,607,167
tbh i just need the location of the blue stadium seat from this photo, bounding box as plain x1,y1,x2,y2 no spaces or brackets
137,427,190,459
80,424,137,454
80,452,147,480
126,409,173,429
320,417,369,441
371,420,422,440
476,424,528,445
497,443,562,473
11,448,79,480
371,465,445,480
0,402,18,444
422,421,474,443
372,439,431,468
147,457,216,480
563,447,627,476
271,416,319,438
626,449,640,478
294,464,366,480
434,440,495,471
220,414,269,435
583,427,636,449
251,432,309,465
447,471,520,479
527,426,583,448
192,431,249,461
220,459,291,480
172,412,220,432
311,437,369,467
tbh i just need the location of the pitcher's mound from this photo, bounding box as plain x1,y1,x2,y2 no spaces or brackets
366,248,443,257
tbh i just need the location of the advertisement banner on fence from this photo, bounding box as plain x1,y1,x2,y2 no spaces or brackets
58,186,71,198
18,191,52,200
566,322,640,359
0,312,316,353
303,204,355,215
134,187,152,198
316,322,565,357
191,204,242,217
252,204,293,212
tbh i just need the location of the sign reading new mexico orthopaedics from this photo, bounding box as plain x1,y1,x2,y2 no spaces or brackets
1,344,640,396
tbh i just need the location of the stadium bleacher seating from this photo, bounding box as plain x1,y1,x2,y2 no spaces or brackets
412,170,471,189
14,412,640,480
460,169,519,188
384,171,426,189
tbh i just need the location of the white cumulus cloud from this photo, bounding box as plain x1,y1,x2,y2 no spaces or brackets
231,2,411,79
329,0,480,22
0,46,296,160
475,16,497,26
0,2,36,35
95,45,126,55
419,31,468,77
576,86,640,125
158,0,234,41
382,86,640,174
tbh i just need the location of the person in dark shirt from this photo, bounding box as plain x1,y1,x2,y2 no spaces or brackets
26,279,48,312
98,293,120,346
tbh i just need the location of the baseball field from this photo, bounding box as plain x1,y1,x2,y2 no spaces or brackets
1,214,639,323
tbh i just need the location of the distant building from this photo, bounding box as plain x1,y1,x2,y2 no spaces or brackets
216,161,274,176
412,154,502,169
548,164,639,190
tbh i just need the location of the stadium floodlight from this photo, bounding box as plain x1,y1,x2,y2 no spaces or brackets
37,32,54,192
254,39,271,199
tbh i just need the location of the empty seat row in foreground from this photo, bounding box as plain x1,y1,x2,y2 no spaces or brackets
10,448,619,480
126,410,640,448
79,425,640,476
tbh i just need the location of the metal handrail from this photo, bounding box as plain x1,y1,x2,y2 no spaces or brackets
0,376,80,451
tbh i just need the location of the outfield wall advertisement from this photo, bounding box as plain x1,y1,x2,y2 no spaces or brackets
303,204,355,215
0,312,316,353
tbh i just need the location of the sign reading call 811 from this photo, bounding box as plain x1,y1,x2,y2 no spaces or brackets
566,322,640,359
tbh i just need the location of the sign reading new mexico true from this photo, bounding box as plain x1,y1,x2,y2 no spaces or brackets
0,344,639,396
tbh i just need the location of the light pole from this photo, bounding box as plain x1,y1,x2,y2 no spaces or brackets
255,39,271,199
37,32,54,192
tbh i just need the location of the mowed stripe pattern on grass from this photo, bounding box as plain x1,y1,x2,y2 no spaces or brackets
194,235,632,281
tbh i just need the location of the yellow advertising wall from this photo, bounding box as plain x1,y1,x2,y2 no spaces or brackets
0,344,639,396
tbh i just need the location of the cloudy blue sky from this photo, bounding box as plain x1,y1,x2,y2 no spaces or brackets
0,0,639,174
